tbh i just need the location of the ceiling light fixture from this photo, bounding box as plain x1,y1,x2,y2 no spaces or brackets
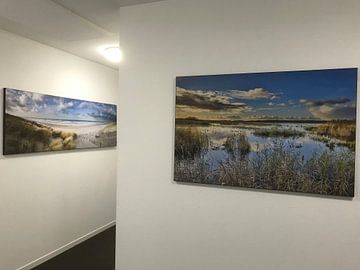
102,46,122,63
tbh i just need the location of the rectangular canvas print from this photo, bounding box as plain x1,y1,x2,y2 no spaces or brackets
3,88,117,155
174,68,357,197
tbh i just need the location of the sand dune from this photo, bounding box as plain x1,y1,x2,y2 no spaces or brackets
4,114,116,154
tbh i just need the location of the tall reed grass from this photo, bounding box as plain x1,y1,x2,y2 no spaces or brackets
175,127,209,159
174,125,355,196
224,132,251,157
217,141,354,196
315,121,356,141
254,128,305,138
306,121,356,150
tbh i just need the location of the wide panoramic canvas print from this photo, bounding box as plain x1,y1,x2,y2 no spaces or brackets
3,88,117,155
174,68,357,197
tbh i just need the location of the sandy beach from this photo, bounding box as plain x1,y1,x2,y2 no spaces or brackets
3,114,116,154
30,118,117,149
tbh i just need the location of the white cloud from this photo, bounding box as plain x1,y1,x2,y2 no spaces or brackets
176,87,252,120
57,100,74,112
31,93,44,102
229,88,277,100
302,98,356,120
18,94,28,106
176,88,233,105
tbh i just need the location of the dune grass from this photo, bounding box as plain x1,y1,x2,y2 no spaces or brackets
94,122,117,147
4,113,77,154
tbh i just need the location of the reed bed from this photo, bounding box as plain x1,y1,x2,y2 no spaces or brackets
175,127,209,159
174,126,355,197
218,141,354,196
224,133,251,157
306,121,356,151
254,128,305,138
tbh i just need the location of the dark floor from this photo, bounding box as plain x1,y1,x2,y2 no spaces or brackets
32,226,116,270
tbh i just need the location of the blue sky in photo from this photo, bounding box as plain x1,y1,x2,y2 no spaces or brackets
5,88,117,122
176,68,357,120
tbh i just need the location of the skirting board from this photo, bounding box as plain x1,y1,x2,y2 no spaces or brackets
16,220,116,270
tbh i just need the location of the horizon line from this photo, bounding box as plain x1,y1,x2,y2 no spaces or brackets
5,113,115,123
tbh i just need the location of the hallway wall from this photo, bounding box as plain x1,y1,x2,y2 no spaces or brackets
0,29,118,270
116,0,360,269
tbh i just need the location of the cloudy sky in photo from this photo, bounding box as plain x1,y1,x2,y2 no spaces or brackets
5,88,117,122
176,68,357,121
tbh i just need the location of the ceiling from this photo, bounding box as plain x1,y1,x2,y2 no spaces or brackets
0,0,164,69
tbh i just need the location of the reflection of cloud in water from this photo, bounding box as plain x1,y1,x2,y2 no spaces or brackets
203,149,228,170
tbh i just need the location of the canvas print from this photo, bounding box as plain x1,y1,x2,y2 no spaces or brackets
174,68,357,197
3,88,117,155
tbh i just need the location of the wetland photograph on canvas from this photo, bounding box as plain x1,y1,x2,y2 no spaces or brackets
3,88,117,155
174,68,357,197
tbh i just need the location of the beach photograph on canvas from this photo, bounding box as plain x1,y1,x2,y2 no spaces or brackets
174,68,357,197
3,88,117,155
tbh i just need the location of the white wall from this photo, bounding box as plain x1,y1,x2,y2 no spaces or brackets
0,30,118,270
116,0,360,270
